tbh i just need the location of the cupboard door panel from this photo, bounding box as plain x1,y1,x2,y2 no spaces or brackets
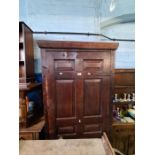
84,124,101,132
56,80,75,118
81,79,103,137
83,59,103,71
54,60,75,71
77,51,111,74
83,79,102,116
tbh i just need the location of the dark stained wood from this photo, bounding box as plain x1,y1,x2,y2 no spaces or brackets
112,123,135,155
37,40,119,50
102,76,112,137
24,25,35,80
113,69,135,99
38,40,118,139
114,69,135,86
113,69,135,104
83,79,101,116
19,22,35,83
56,80,75,118
19,22,37,128
112,69,135,155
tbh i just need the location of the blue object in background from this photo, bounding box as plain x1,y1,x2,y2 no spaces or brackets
27,89,43,115
35,73,42,83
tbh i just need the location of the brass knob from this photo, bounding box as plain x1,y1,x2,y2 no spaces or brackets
59,72,63,75
78,119,81,123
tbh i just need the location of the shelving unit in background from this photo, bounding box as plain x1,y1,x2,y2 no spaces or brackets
19,22,35,85
112,69,135,155
19,22,43,130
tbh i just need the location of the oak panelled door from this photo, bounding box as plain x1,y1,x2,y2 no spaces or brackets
38,41,118,139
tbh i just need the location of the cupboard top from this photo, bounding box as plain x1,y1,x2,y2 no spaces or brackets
37,40,119,50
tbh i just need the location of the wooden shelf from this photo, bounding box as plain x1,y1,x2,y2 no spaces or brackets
114,85,135,88
19,83,41,91
113,101,135,105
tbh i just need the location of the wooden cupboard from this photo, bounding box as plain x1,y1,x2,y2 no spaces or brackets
38,40,118,139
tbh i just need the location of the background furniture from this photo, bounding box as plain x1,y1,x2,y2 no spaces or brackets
19,117,45,140
38,40,118,139
19,22,43,128
19,21,35,128
19,83,43,128
112,69,135,155
19,22,35,84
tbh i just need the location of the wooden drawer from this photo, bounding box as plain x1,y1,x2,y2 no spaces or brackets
19,132,33,140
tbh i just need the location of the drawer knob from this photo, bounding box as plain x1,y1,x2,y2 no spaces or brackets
59,72,63,75
77,72,82,76
87,72,91,75
78,119,81,123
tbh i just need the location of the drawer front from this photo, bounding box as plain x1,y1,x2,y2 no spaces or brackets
19,132,33,140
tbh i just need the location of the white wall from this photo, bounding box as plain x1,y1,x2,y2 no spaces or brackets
100,0,135,21
101,22,135,68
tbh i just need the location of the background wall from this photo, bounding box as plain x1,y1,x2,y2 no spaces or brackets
101,22,135,68
19,0,135,73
